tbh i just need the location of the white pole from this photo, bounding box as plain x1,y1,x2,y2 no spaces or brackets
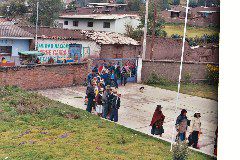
35,2,39,51
170,0,190,151
142,0,149,60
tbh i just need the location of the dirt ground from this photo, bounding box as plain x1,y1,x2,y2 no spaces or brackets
37,83,218,156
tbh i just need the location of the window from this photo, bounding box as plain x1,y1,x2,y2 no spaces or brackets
103,22,110,28
73,21,78,27
64,21,68,25
87,21,93,27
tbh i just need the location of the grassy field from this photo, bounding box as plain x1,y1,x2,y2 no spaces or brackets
163,24,220,38
150,83,218,101
0,86,216,160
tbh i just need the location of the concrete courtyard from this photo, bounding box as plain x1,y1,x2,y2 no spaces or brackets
37,83,218,156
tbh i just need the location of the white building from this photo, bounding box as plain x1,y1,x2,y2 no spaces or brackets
55,14,140,34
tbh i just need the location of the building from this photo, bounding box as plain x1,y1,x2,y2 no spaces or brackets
20,26,140,63
0,24,33,65
56,13,140,34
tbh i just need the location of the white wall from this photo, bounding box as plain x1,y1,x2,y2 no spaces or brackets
37,39,101,63
57,17,140,34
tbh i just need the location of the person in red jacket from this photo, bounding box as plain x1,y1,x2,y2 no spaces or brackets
150,105,165,137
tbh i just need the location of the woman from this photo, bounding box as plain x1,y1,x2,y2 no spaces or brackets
188,111,202,149
175,109,190,141
150,105,165,137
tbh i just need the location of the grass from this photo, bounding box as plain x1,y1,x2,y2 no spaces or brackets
163,24,220,38
150,83,218,101
0,86,216,159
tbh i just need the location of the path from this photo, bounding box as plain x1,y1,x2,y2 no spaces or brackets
37,83,218,156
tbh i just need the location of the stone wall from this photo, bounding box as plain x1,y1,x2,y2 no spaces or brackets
0,63,88,90
141,60,217,82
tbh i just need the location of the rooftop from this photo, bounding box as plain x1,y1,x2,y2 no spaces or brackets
59,14,139,20
0,24,34,39
20,26,139,45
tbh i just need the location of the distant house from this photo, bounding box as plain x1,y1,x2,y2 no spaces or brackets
55,14,140,34
20,26,140,63
0,24,33,65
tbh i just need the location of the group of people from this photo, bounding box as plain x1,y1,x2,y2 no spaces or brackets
87,62,136,88
85,77,121,122
150,106,202,149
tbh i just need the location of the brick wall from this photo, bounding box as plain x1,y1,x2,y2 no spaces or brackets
0,63,88,90
144,37,219,63
141,60,217,82
100,44,141,59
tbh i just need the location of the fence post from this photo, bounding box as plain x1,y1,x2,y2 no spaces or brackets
137,56,142,83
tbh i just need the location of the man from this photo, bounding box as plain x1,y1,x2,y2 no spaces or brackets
121,66,127,86
175,109,190,141
86,80,96,113
102,85,111,119
110,90,121,122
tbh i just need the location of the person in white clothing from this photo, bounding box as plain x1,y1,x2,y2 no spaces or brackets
188,111,202,149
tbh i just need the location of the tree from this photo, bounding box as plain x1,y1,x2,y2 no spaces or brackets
127,0,143,11
0,0,28,18
29,0,64,27
189,0,197,7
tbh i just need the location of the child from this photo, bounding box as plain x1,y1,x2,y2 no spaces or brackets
95,88,104,116
110,90,121,122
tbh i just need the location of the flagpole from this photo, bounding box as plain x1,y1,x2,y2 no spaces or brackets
170,0,190,151
142,0,149,60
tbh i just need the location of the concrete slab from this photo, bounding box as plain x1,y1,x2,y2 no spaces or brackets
37,83,217,156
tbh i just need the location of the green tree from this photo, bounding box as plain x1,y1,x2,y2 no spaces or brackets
127,0,143,11
0,0,28,18
29,0,64,26
173,0,180,5
189,0,197,7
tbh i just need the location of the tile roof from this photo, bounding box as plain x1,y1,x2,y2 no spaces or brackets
20,26,139,45
59,14,140,20
0,24,33,39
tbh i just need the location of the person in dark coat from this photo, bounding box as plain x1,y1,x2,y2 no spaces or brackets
121,66,127,86
86,80,96,113
175,109,190,141
110,90,121,122
150,105,165,137
102,85,111,119
87,70,96,84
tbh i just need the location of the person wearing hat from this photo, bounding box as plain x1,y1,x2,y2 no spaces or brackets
102,85,112,119
175,109,190,141
109,89,121,122
150,105,165,137
188,111,202,149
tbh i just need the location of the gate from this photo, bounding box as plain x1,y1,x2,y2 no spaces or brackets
92,58,138,83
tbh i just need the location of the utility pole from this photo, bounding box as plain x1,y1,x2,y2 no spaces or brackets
142,0,149,60
35,2,39,51
150,0,157,60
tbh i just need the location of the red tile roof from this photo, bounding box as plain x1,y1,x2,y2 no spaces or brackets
0,24,33,39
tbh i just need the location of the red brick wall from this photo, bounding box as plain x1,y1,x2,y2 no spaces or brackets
144,37,219,63
0,63,88,90
100,44,141,59
142,60,217,82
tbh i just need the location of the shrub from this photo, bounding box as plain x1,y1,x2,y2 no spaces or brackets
172,141,189,160
145,73,171,86
206,64,219,85
183,73,191,84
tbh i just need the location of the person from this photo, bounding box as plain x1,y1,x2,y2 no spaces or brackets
188,111,202,149
35,57,41,64
150,105,165,137
95,88,104,116
86,80,96,113
102,85,111,119
110,90,121,122
175,109,190,141
101,70,109,85
121,66,127,86
110,70,118,88
87,70,96,84
1,57,7,64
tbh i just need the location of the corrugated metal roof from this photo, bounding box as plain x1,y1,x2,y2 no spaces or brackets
0,24,33,39
81,30,139,45
59,14,140,20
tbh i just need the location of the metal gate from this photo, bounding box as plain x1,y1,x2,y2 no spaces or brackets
92,58,138,83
